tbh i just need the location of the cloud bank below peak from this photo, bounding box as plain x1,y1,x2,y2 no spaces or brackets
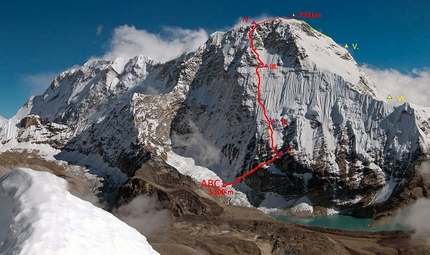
100,25,208,63
97,15,272,63
362,65,430,108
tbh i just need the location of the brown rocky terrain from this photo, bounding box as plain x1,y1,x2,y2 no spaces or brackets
0,151,96,199
148,205,430,255
355,160,430,222
115,156,226,217
97,154,430,254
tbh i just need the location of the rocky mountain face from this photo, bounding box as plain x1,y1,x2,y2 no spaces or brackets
1,18,429,217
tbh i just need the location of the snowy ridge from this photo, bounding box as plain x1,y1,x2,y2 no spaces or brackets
22,56,158,127
0,168,159,255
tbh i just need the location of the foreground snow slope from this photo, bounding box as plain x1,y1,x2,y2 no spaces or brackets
0,168,159,255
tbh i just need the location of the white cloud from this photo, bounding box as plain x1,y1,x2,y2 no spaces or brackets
171,120,221,167
67,64,81,70
97,24,103,36
361,65,430,107
101,25,208,62
392,162,430,244
393,198,430,244
97,15,275,63
22,72,57,96
114,195,171,236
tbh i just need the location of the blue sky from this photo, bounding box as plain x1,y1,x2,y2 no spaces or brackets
1,0,429,118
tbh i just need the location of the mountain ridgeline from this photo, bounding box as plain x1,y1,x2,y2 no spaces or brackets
1,18,430,217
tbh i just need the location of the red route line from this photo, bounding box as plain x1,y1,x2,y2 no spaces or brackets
222,17,293,188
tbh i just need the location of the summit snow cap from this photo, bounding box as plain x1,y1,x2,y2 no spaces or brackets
208,17,380,99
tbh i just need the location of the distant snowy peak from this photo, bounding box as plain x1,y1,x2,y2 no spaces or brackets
0,168,159,255
24,55,160,125
208,18,379,98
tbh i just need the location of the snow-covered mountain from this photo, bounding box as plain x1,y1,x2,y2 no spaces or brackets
170,18,430,212
0,168,159,255
1,18,429,216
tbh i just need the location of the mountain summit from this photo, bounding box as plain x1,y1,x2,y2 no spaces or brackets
1,18,430,217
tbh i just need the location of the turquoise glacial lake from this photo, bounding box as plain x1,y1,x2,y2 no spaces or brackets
273,215,408,231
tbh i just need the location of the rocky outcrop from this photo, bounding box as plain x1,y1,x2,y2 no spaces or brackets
16,115,72,148
19,115,39,129
116,157,224,217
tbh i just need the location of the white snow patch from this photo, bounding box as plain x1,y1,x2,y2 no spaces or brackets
0,139,61,161
290,196,314,214
368,162,382,171
111,57,127,75
333,195,363,205
166,150,221,182
0,168,159,255
369,178,397,205
291,203,314,214
327,207,340,215
166,151,252,207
